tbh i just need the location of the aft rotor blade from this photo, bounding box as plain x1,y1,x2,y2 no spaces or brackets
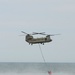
50,34,60,36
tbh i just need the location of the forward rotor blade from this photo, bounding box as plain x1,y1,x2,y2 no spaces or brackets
40,33,46,35
32,32,45,35
21,31,28,34
33,32,45,34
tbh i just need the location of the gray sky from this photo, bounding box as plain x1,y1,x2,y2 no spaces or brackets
0,0,75,62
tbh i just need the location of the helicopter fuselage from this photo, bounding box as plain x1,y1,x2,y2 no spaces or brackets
25,34,52,45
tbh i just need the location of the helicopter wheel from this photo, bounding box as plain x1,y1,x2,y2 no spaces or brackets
41,43,44,45
29,43,33,45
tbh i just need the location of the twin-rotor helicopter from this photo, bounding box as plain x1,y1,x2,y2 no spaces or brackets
21,31,60,45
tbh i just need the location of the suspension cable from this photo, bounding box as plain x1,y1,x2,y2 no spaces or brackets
38,44,52,75
38,44,46,64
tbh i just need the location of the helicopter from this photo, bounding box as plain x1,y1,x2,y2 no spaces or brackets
21,31,60,45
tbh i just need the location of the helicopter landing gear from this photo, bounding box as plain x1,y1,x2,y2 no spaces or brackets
41,43,44,45
31,43,33,45
42,43,44,45
29,43,33,45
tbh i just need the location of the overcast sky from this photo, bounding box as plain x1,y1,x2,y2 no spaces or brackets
0,0,75,62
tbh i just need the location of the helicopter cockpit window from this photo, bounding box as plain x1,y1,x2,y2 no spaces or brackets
28,38,32,40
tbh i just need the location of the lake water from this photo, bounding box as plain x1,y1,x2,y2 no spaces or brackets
0,63,75,75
